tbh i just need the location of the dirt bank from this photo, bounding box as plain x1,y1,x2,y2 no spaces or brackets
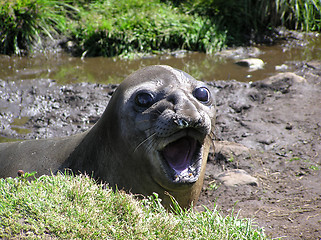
0,61,320,239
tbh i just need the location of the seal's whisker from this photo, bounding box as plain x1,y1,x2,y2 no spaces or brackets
210,129,217,141
142,138,158,156
206,134,216,152
155,109,163,115
150,109,163,116
145,140,156,155
134,132,157,153
136,119,151,123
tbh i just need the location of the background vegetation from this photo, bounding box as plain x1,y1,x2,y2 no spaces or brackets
0,0,76,55
0,173,266,239
168,0,321,44
0,0,320,56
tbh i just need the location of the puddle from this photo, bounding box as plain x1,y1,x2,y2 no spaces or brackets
12,116,30,126
0,136,19,143
0,36,320,84
12,117,32,135
2,117,32,142
11,127,31,135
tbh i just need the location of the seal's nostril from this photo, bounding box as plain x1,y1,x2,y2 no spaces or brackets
195,118,203,128
174,118,189,128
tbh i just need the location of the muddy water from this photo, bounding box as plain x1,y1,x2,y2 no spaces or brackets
0,36,320,84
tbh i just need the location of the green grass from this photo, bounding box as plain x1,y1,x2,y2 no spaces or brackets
0,0,77,55
0,0,226,56
1,0,320,56
67,0,227,57
167,0,321,43
275,0,321,31
0,173,266,239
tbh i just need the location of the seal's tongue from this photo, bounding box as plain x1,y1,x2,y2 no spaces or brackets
162,137,196,172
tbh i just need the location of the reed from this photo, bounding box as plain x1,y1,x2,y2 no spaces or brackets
275,0,321,31
0,0,76,55
169,0,321,42
1,0,320,56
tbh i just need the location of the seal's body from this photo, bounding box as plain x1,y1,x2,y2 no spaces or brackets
0,65,215,208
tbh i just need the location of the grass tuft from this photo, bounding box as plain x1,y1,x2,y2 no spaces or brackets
168,0,321,43
0,0,77,55
70,0,226,57
0,173,266,239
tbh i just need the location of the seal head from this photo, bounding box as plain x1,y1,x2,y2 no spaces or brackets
70,65,215,208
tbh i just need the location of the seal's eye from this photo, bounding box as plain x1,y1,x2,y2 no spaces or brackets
193,87,210,103
135,91,154,108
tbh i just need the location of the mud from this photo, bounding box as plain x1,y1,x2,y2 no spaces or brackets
0,61,320,239
199,62,321,239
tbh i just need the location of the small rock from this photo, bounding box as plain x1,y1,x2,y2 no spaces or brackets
17,170,25,177
306,60,321,69
216,47,261,59
252,72,306,93
229,101,251,113
275,64,289,71
67,41,75,48
214,141,251,157
285,122,293,130
216,169,258,187
258,138,275,145
235,58,265,71
265,72,306,84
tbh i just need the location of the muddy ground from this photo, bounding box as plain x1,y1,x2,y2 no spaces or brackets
0,60,320,239
199,61,321,239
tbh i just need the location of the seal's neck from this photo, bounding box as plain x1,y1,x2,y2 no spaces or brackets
66,116,114,178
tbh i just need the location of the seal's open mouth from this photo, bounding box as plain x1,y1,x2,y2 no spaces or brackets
160,136,202,183
162,137,196,172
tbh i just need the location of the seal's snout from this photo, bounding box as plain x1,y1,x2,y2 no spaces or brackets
173,115,207,133
151,84,212,184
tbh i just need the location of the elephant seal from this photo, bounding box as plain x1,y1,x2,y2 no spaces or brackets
0,65,215,208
